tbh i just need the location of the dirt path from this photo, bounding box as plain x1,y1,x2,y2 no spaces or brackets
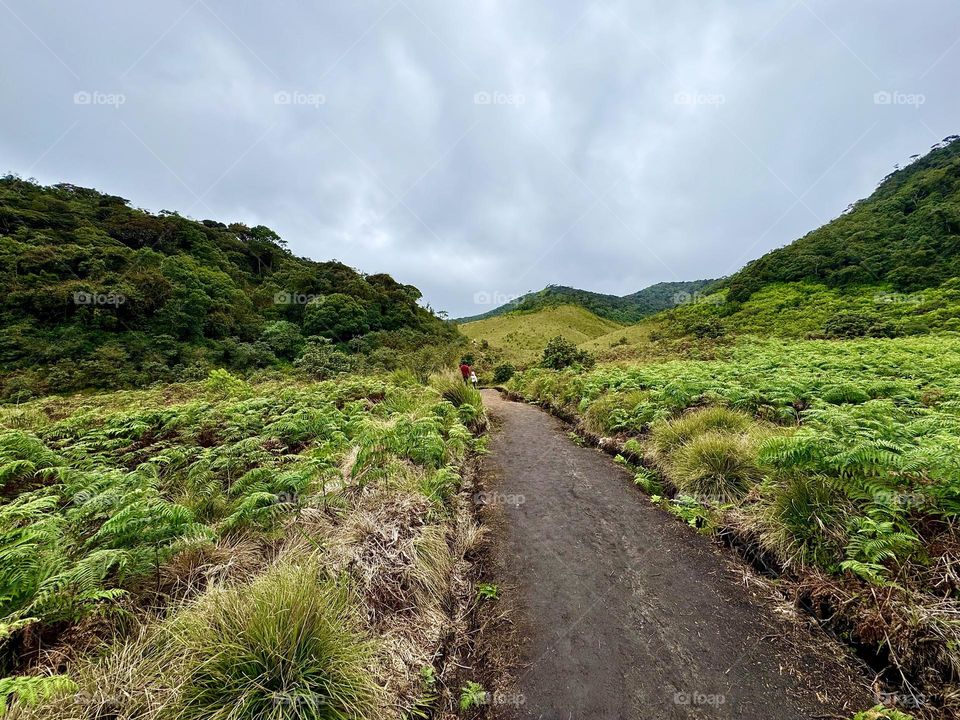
481,390,873,720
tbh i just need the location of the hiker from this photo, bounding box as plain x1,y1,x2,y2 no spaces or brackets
459,360,472,385
470,370,478,388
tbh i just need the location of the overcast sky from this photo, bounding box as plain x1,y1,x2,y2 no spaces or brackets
2,1,957,316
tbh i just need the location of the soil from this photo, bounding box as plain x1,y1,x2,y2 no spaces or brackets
480,389,875,720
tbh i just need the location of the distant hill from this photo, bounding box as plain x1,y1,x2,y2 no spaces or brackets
726,135,960,302
459,305,621,365
0,176,459,399
456,280,716,324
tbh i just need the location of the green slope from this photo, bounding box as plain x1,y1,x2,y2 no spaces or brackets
726,135,960,302
459,304,622,365
0,177,459,399
456,280,716,324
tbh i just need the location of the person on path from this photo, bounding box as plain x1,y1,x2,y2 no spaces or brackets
470,370,478,388
459,361,472,385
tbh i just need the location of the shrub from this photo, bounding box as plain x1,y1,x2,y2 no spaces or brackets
540,336,594,370
824,312,873,338
295,338,355,380
666,431,761,502
492,363,515,383
650,406,754,457
174,560,380,720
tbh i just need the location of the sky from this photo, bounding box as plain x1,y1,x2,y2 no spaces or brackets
2,1,958,317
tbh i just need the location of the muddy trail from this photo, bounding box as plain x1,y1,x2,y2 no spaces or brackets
480,389,874,720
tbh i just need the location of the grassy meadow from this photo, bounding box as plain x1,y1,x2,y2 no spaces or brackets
458,305,622,366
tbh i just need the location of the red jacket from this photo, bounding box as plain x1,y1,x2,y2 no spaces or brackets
459,363,471,378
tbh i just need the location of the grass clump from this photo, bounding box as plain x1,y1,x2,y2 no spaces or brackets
666,431,761,503
582,390,654,435
749,476,851,569
650,406,754,457
174,559,381,720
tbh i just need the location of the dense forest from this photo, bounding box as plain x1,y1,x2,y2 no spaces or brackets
456,280,715,324
0,177,460,400
726,136,960,302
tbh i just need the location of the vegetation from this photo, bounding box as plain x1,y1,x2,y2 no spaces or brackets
459,305,619,366
539,336,595,371
0,371,486,717
0,176,461,401
455,280,716,324
724,136,960,302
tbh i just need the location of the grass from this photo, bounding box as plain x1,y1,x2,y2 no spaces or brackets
174,559,380,720
666,431,762,503
458,304,622,366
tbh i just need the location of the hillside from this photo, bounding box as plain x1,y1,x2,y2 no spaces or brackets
459,304,621,365
456,280,715,324
726,135,960,302
0,177,460,400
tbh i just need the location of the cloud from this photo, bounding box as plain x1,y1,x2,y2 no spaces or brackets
2,0,958,316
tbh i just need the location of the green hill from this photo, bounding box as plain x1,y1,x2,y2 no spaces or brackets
726,135,960,302
459,304,622,365
456,280,716,324
0,176,460,400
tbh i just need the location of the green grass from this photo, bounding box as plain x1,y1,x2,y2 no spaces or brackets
458,305,622,366
174,559,380,720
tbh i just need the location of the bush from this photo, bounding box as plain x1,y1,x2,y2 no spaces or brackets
650,406,754,457
824,312,873,338
295,338,355,379
540,336,595,370
666,431,761,502
174,560,380,720
492,364,515,383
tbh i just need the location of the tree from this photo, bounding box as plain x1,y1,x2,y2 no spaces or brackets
303,294,369,341
541,336,594,370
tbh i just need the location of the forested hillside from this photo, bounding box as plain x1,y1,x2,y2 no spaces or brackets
726,136,960,302
0,177,460,400
456,280,715,324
